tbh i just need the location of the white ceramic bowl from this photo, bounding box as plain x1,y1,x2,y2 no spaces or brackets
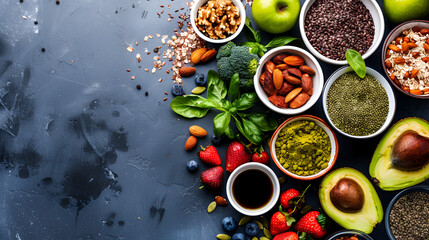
226,162,280,216
322,66,396,139
190,0,246,44
270,115,339,180
254,46,324,115
299,0,385,65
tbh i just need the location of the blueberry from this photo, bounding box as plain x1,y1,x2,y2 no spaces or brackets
211,134,223,146
222,217,237,232
194,74,207,86
171,85,184,97
245,222,259,236
186,160,198,172
231,233,246,240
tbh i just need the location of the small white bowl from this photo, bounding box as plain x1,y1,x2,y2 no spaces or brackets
299,0,385,65
322,66,396,139
226,162,280,216
254,46,324,115
190,0,246,44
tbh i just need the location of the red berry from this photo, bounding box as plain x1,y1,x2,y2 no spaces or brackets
280,189,300,209
270,212,293,236
273,231,299,240
295,211,327,239
225,141,251,172
200,166,223,189
199,145,221,166
252,151,270,165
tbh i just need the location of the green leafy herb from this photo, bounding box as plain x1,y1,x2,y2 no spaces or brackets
345,49,366,78
245,17,261,43
170,95,214,118
265,36,298,48
228,73,240,102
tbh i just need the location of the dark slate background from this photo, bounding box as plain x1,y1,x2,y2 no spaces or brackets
0,0,428,239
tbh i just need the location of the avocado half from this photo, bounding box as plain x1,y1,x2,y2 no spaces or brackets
369,117,429,191
319,168,383,234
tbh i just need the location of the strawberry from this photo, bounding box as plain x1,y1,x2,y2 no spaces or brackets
225,141,251,172
252,151,270,165
273,232,299,240
270,207,295,236
200,166,223,189
199,145,221,166
295,211,327,239
280,189,300,209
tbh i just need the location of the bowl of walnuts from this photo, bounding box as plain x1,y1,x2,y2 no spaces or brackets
190,0,246,44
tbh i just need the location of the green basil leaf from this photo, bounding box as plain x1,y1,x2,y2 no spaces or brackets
239,117,264,145
207,70,227,103
245,17,261,43
233,92,258,111
246,113,278,131
228,73,240,102
241,42,262,55
170,95,214,118
265,36,298,48
220,99,232,110
213,112,231,137
224,126,235,139
345,49,366,78
251,46,260,55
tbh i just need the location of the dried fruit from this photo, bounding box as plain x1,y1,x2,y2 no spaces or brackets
290,92,310,109
265,61,276,74
285,87,302,103
191,48,207,64
287,68,302,78
263,71,276,96
215,196,228,206
189,125,207,137
179,67,196,77
299,65,316,75
201,49,217,62
285,75,301,85
283,56,304,66
207,201,217,213
185,136,197,150
301,74,313,95
273,69,284,89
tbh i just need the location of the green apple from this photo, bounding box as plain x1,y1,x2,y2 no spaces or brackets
384,0,429,23
252,0,300,34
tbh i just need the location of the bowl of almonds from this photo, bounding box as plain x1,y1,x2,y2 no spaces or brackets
254,46,324,115
382,20,429,98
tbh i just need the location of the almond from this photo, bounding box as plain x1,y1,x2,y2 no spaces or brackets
276,64,290,70
395,37,403,44
273,69,283,90
385,60,392,69
410,89,423,95
420,28,429,35
277,82,294,96
393,56,405,64
284,56,304,66
179,67,196,77
401,41,409,53
388,44,401,53
404,37,410,42
299,65,315,75
290,92,310,109
189,125,207,137
287,68,302,78
215,196,228,206
273,54,288,65
185,136,197,150
259,71,265,85
402,86,410,93
422,57,429,63
423,43,429,52
201,49,217,63
269,95,288,108
285,87,302,103
265,61,275,74
423,88,429,94
389,73,396,81
404,72,410,79
285,75,301,85
191,48,207,64
412,52,420,58
412,27,421,32
427,39,429,45
301,74,313,95
410,69,419,78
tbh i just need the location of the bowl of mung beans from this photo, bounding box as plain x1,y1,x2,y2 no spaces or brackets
270,115,339,180
385,185,429,240
299,0,385,65
322,66,396,139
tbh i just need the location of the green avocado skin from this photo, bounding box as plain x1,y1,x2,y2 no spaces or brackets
369,117,429,191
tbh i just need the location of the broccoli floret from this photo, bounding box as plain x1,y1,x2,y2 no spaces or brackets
217,44,260,91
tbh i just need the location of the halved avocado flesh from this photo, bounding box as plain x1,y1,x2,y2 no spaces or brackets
369,117,429,191
319,168,383,234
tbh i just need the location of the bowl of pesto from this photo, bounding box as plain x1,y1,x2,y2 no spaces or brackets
322,66,396,139
270,115,339,180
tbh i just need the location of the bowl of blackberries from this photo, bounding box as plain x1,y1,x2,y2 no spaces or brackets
299,0,385,65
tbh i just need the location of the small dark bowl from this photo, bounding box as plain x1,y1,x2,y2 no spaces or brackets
326,229,373,240
385,185,429,240
381,20,429,99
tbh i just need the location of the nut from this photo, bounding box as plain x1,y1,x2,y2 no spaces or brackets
290,93,310,109
277,82,294,96
191,48,207,64
268,95,288,108
285,75,301,85
385,60,392,68
273,54,288,64
388,44,401,53
185,136,197,150
407,42,417,48
283,56,304,66
410,69,419,78
287,68,302,78
273,69,283,90
189,125,207,137
201,49,217,63
276,64,290,70
301,74,313,95
285,87,302,103
422,57,429,63
420,28,429,35
423,43,429,52
393,56,405,64
215,196,228,206
265,61,275,74
299,65,315,75
401,41,409,53
179,67,196,77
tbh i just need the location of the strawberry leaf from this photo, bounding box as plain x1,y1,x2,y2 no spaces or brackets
299,232,314,240
286,215,296,226
316,212,327,229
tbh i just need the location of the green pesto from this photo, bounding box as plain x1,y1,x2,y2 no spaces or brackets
275,120,331,176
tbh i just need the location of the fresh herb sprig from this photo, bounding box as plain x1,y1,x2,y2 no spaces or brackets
345,49,366,78
242,17,298,57
170,71,278,144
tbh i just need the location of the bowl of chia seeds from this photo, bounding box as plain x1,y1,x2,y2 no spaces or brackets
385,185,429,240
299,0,385,65
322,66,396,139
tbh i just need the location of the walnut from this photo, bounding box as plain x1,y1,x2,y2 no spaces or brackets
195,0,241,39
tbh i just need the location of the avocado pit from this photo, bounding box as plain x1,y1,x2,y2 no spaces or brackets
330,178,364,213
391,130,429,171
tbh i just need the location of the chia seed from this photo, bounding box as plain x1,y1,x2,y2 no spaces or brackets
389,191,429,240
327,73,389,136
304,0,375,61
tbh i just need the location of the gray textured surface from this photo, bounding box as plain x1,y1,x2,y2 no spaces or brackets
0,0,428,239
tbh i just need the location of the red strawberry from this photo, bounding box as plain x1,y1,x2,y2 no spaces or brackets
199,145,221,166
273,232,299,240
200,166,223,189
295,211,327,239
270,208,295,236
252,151,270,165
280,189,300,209
225,141,251,172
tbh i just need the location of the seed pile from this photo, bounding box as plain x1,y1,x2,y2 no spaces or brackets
327,73,388,136
304,0,374,60
389,191,429,240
